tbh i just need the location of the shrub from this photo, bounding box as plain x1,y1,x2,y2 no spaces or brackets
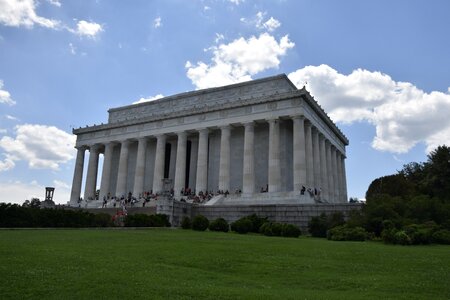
181,216,191,229
381,228,397,244
394,230,412,245
260,222,301,238
245,214,268,233
308,214,328,237
192,215,209,231
231,218,253,234
432,229,450,244
281,223,301,238
404,224,433,245
124,214,170,227
327,225,367,241
149,214,171,227
259,222,273,236
208,218,229,232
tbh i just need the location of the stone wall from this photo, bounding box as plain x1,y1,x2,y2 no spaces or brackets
157,200,362,231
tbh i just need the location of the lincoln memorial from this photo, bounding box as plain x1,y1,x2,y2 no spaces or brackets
69,74,348,207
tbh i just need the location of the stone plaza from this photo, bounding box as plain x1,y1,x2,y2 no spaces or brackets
69,74,349,210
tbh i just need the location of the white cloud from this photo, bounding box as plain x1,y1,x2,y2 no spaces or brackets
0,154,15,171
263,17,281,32
133,94,164,104
0,0,60,28
204,6,211,11
0,124,76,171
0,180,71,204
0,80,16,105
153,16,162,28
215,33,224,44
69,42,76,55
74,20,103,38
46,0,61,7
288,64,450,154
228,0,243,5
0,129,7,134
186,33,294,89
241,11,281,32
5,114,19,121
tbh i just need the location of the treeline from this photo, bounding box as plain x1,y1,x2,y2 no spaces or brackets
0,204,170,228
308,145,450,245
0,204,113,228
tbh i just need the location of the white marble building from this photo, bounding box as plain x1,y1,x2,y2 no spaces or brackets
70,74,348,206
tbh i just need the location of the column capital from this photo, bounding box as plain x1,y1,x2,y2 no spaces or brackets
220,124,231,131
75,145,88,151
104,141,118,147
197,128,209,134
136,136,148,143
88,144,102,152
266,118,280,124
290,114,305,120
176,131,187,138
155,133,166,139
119,139,131,146
242,121,255,128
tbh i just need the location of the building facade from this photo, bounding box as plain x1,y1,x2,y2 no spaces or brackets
70,74,348,206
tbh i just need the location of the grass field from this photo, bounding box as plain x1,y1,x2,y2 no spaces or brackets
0,229,449,299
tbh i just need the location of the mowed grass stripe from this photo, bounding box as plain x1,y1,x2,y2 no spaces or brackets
0,229,449,299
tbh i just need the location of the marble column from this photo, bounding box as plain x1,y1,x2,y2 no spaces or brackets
242,122,255,194
152,134,166,194
174,131,187,197
335,151,342,203
305,121,314,188
326,141,334,203
195,129,208,194
268,119,281,192
312,127,321,190
341,154,348,202
70,146,86,205
84,145,100,201
99,142,114,201
319,135,329,201
331,146,339,203
219,125,231,192
292,116,306,191
133,137,148,198
115,140,130,198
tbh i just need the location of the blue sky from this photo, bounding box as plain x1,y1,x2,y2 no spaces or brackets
1,0,449,204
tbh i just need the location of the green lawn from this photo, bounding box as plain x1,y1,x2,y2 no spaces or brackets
0,229,449,299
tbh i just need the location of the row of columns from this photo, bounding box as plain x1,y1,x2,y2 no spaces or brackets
70,115,348,204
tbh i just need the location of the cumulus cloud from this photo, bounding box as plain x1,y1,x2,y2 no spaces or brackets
0,80,16,105
0,0,60,28
186,33,294,89
133,94,164,104
0,124,76,171
153,16,162,28
74,20,103,38
288,64,450,153
0,0,104,39
0,179,71,204
241,11,281,32
228,0,243,5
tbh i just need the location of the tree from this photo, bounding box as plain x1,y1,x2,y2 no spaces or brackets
29,198,41,208
423,145,450,201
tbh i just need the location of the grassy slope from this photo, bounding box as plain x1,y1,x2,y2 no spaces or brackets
0,229,449,300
